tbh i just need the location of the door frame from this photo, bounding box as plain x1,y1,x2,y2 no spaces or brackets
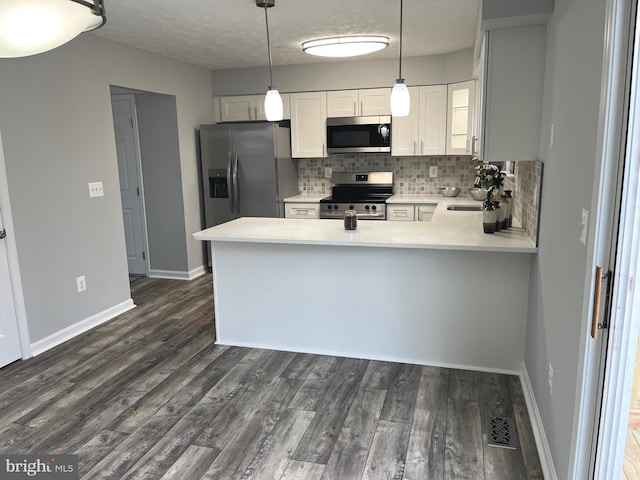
569,0,638,477
0,130,31,359
111,93,151,276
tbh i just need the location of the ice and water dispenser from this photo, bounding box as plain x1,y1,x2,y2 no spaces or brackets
208,169,228,198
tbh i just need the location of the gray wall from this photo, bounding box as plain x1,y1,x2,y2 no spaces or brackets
0,34,215,343
136,94,188,273
211,49,474,96
525,0,606,477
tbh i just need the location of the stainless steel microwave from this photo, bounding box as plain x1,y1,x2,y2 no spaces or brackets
326,116,391,153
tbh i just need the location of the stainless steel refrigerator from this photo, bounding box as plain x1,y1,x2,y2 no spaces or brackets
199,122,297,248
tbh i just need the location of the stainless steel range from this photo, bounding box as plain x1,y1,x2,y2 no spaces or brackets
320,172,393,220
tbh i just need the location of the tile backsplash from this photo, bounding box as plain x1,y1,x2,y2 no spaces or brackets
297,154,478,196
296,154,543,245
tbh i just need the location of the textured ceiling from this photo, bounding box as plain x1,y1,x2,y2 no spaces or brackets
92,0,480,70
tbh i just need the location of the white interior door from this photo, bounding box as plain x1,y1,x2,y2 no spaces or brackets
0,198,21,368
112,95,148,275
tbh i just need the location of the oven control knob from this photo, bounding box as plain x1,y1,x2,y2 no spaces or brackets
334,205,339,210
349,205,354,210
372,205,377,210
365,205,370,210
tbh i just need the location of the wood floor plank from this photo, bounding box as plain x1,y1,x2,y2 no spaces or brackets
404,366,449,480
479,372,527,480
292,357,369,464
321,387,386,480
243,409,315,480
120,397,224,480
196,350,297,450
288,356,338,411
444,399,483,479
107,342,229,434
201,377,303,480
361,361,398,389
75,430,129,478
280,460,325,480
0,422,35,454
361,420,411,480
158,445,219,480
513,404,544,479
448,369,479,401
0,380,74,428
280,353,320,380
379,363,421,424
81,347,250,479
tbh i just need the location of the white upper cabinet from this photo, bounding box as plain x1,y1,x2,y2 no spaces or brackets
480,25,546,161
392,85,447,157
420,85,448,156
290,91,327,158
446,80,476,155
327,88,391,117
220,94,290,122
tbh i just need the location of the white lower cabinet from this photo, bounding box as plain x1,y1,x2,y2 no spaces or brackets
387,203,437,222
284,202,320,219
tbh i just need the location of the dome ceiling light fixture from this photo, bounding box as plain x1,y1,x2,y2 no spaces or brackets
0,0,106,58
302,36,390,58
257,0,283,122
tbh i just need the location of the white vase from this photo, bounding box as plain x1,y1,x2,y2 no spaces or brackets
483,208,498,234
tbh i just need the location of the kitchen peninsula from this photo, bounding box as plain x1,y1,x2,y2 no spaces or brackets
194,203,536,373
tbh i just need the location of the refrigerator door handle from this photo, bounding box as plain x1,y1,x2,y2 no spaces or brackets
233,153,239,216
227,153,234,214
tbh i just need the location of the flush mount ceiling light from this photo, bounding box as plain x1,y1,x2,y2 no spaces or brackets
390,0,410,117
302,36,389,58
0,0,105,58
257,0,283,122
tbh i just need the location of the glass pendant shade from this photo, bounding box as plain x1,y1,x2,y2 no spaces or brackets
0,0,105,58
391,80,410,117
265,87,284,121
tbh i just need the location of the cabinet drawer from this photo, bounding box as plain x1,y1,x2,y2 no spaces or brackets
284,203,320,219
416,204,437,222
387,205,415,221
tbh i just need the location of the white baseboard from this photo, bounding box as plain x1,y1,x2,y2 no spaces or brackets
148,266,206,281
30,299,136,357
520,362,558,480
214,339,521,376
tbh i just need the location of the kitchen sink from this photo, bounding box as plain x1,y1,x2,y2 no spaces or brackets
446,205,483,212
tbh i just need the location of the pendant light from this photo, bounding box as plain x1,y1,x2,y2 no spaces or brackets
390,0,410,117
257,0,283,122
0,0,105,58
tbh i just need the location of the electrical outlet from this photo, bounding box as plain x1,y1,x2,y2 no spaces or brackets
548,364,554,395
324,167,332,179
429,166,438,178
88,181,104,198
76,275,86,293
580,209,589,245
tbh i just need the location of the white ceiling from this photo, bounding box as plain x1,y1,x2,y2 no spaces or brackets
92,0,480,71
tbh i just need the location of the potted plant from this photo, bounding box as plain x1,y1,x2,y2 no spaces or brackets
470,161,500,200
482,186,500,234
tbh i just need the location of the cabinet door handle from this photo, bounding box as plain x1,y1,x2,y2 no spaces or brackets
421,141,424,155
360,101,363,115
322,143,326,157
413,141,417,155
354,101,358,115
471,135,477,158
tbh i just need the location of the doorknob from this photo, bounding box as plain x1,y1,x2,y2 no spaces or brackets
0,229,6,239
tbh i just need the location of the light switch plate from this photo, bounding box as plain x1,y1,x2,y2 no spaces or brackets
580,208,589,245
429,166,438,178
88,181,104,198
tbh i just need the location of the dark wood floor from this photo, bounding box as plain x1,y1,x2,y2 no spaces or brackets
0,275,543,479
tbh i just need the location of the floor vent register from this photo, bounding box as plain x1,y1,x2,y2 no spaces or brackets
487,417,517,450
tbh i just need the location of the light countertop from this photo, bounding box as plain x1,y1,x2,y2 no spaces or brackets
193,201,537,253
283,194,328,203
